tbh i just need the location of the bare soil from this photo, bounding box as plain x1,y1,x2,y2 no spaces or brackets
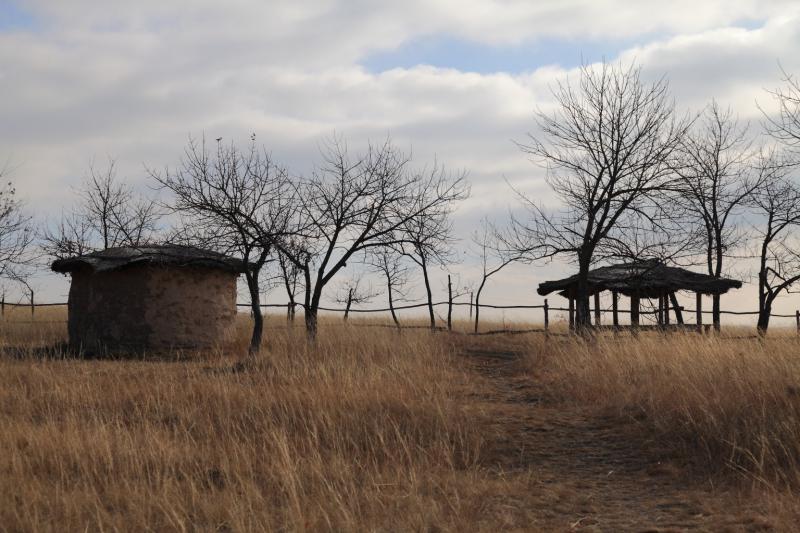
458,339,778,532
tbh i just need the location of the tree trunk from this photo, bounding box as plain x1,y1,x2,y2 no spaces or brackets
757,304,771,336
474,278,487,334
420,256,435,330
344,287,353,321
245,268,263,356
305,307,318,341
303,264,317,342
574,258,592,332
712,293,721,332
387,282,400,328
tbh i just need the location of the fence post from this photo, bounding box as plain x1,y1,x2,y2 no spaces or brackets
568,297,575,332
593,292,601,326
543,299,549,331
1,291,4,320
30,290,34,319
447,275,453,332
796,310,799,336
469,292,473,319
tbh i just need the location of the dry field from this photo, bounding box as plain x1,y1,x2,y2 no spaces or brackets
0,308,799,531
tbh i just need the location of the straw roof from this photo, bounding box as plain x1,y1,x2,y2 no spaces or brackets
537,259,742,298
52,245,246,274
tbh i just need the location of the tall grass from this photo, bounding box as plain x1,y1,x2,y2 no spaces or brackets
0,316,494,531
529,332,800,487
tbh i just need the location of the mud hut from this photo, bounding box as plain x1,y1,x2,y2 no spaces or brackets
52,245,246,353
537,259,742,330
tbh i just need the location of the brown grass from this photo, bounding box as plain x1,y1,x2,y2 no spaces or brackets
527,332,800,487
3,309,800,530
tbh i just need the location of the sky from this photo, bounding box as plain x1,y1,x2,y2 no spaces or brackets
2,0,800,325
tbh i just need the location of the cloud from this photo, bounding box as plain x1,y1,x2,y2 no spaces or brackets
2,0,800,321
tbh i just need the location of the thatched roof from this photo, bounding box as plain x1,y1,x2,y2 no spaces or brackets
52,245,246,274
537,259,742,298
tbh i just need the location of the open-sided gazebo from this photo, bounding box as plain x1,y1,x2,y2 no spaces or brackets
537,259,742,329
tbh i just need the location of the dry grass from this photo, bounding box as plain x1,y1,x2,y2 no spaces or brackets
527,332,800,485
0,312,507,531
3,309,800,530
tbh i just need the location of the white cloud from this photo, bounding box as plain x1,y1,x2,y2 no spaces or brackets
3,0,800,323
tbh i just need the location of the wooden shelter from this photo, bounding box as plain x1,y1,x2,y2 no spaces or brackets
537,259,742,329
52,245,246,353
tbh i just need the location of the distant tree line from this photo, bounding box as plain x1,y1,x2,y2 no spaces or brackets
0,62,796,352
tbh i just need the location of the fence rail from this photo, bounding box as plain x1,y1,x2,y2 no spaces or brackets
4,297,800,333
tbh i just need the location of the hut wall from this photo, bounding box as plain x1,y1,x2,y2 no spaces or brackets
144,267,237,349
67,266,238,352
67,268,151,352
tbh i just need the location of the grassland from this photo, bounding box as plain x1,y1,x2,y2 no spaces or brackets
1,308,799,531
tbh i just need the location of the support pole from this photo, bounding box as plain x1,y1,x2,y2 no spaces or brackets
696,293,703,333
611,291,619,327
543,298,549,331
664,294,671,326
669,292,684,324
630,294,640,328
656,296,664,326
30,290,34,319
593,292,601,326
469,292,473,319
796,310,799,336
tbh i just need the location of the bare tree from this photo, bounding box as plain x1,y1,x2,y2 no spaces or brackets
673,101,765,330
473,219,518,333
368,247,410,328
397,164,467,329
334,276,380,321
152,136,297,356
762,66,800,149
41,212,93,260
41,159,161,258
0,171,34,287
750,152,800,334
275,136,468,341
277,248,302,322
504,63,687,330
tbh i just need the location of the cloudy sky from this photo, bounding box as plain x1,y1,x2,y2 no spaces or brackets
3,0,800,324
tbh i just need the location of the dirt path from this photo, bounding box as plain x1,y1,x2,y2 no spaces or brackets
459,343,776,532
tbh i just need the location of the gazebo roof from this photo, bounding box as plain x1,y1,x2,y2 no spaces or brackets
52,244,246,274
537,259,742,298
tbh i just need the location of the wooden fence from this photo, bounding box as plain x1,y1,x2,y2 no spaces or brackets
3,296,800,334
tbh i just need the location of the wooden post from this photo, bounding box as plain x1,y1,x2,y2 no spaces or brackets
796,310,799,336
447,275,453,332
630,294,640,327
657,295,664,326
543,299,549,331
611,291,619,327
469,292,473,319
30,290,34,319
664,294,670,326
593,292,601,326
1,291,5,320
568,297,575,331
696,293,703,333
